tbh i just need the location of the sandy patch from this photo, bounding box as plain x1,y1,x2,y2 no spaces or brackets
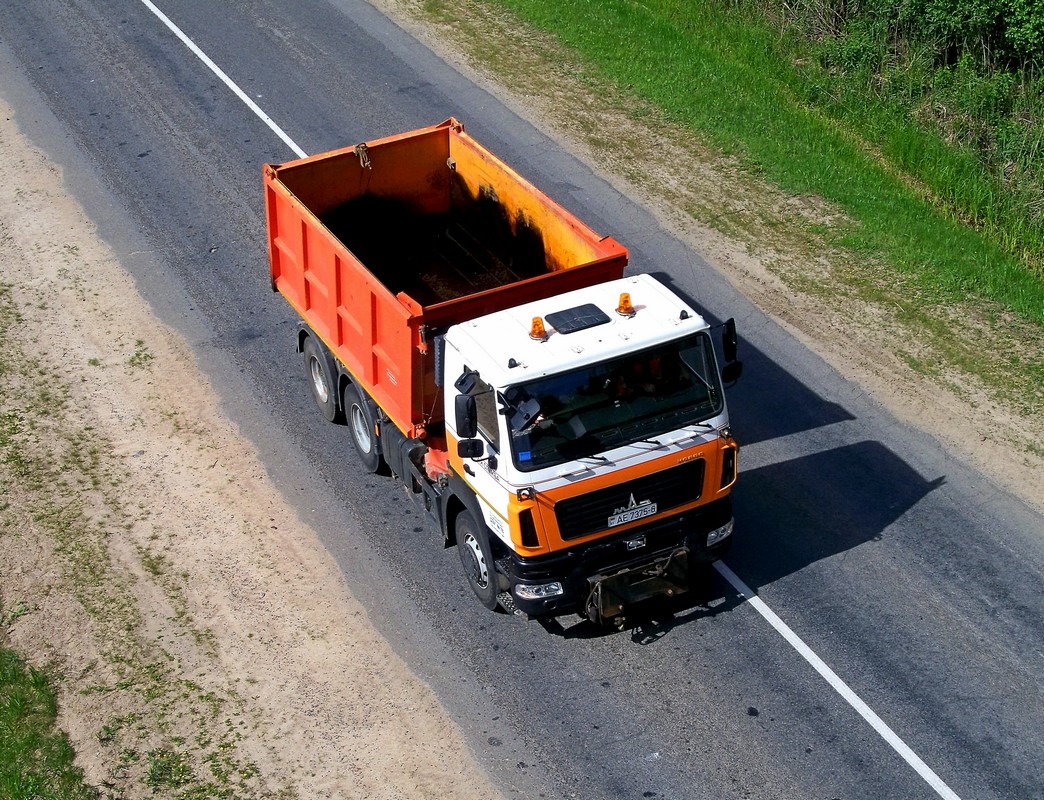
0,101,501,800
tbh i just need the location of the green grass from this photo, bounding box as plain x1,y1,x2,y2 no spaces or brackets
0,646,97,800
146,748,194,790
477,0,1044,325
128,339,154,369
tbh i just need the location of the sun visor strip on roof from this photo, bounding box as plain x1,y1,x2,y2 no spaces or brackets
545,303,611,334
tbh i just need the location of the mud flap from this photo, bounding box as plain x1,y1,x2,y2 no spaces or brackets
584,548,689,628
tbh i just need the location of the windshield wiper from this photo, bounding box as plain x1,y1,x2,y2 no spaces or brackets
688,369,717,397
664,424,716,446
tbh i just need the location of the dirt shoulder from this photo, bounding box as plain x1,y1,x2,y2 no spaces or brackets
0,103,502,800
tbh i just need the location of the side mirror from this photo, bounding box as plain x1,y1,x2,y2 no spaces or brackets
721,360,743,386
722,318,738,364
455,394,478,438
457,438,485,459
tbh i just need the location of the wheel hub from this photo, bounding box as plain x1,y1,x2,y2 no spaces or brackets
462,533,489,589
309,358,329,403
350,404,372,452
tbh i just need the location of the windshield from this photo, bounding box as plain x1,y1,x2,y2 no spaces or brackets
506,333,723,472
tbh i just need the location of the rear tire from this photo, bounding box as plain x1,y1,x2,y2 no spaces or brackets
456,510,499,610
343,381,384,473
303,337,340,423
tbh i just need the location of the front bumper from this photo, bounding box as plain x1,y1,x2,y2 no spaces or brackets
502,496,733,621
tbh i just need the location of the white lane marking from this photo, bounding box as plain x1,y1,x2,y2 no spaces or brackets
138,0,308,159
714,561,962,800
135,3,962,796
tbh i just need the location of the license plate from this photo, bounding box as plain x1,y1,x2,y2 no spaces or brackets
608,501,657,527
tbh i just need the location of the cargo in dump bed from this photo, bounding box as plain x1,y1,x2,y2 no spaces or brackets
264,118,628,441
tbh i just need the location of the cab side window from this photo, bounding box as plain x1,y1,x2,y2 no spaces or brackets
474,376,500,452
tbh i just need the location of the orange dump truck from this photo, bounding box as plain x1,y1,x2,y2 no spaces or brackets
264,119,741,626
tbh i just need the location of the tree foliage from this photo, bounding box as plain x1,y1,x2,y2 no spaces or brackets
776,0,1043,68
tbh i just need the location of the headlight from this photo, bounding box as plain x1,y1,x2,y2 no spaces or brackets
707,520,734,547
514,582,564,600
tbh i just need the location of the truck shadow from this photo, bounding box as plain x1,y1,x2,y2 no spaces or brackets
727,439,946,589
542,440,945,642
724,345,855,446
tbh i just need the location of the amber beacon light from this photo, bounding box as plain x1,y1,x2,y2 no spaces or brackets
616,292,636,316
530,316,549,340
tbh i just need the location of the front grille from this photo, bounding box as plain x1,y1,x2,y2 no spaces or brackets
555,460,705,540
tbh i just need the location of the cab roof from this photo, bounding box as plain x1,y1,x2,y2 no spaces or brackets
447,274,710,386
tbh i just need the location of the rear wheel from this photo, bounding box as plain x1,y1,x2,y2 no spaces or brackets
342,381,384,473
302,337,340,423
456,510,499,610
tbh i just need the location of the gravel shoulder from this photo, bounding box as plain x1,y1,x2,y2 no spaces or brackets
0,103,502,800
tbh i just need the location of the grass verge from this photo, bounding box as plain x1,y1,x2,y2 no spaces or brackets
482,0,1043,324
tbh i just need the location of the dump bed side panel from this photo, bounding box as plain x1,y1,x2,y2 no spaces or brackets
265,177,420,436
408,127,628,327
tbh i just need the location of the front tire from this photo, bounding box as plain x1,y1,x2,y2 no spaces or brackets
342,381,384,473
456,510,499,610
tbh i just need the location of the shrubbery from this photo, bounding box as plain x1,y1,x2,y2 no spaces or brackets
768,0,1043,68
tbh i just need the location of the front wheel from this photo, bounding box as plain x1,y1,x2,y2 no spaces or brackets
342,381,384,473
456,510,499,610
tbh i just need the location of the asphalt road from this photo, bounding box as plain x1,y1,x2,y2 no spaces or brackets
2,2,1042,798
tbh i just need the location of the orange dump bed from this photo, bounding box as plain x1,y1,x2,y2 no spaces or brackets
264,118,628,438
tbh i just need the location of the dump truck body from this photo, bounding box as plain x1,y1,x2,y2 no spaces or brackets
265,119,739,625
265,118,627,443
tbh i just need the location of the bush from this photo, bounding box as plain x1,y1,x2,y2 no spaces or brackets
772,0,1043,69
